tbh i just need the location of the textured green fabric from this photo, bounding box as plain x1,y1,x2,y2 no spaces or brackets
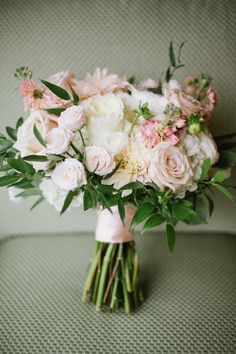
0,232,235,353
0,0,236,235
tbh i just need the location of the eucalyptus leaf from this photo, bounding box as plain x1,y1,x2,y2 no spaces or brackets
41,79,71,101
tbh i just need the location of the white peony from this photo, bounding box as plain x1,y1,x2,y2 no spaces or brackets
131,87,167,117
39,178,83,212
85,146,116,176
52,158,87,190
81,93,124,145
102,131,128,155
46,127,74,155
58,105,85,132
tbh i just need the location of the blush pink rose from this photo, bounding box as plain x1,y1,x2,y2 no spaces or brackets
85,146,115,176
52,158,87,190
149,141,193,191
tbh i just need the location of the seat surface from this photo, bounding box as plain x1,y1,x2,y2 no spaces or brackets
0,232,235,354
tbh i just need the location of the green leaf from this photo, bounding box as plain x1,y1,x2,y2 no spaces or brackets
205,193,214,216
130,203,155,229
165,66,171,83
23,155,48,162
0,175,21,187
194,194,209,223
0,140,13,154
96,184,116,193
30,196,44,210
142,214,165,232
178,41,187,62
16,117,24,131
69,83,80,105
41,79,71,101
211,170,226,183
102,163,121,180
45,108,66,116
16,189,41,198
83,188,94,210
61,190,76,214
7,158,35,175
118,199,125,226
33,124,47,148
166,223,176,253
210,182,235,202
200,158,211,181
220,151,236,164
169,41,176,67
10,179,34,189
119,182,144,191
6,127,17,141
172,203,201,223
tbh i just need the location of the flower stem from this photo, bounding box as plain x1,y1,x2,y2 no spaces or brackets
96,243,115,310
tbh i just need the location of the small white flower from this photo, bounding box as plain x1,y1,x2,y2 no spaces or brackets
52,158,87,190
58,105,84,132
46,127,74,155
85,146,116,176
39,178,83,212
131,87,167,117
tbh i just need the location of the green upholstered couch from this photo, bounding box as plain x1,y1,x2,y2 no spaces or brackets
0,1,235,353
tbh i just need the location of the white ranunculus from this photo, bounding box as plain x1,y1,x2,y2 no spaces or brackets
52,158,87,190
39,178,83,212
149,141,193,192
46,127,74,155
85,146,116,176
81,93,124,145
183,132,219,165
131,88,167,117
14,110,56,170
58,105,85,132
198,132,219,165
8,187,23,204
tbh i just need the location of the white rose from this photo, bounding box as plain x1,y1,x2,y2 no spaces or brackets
131,87,167,117
58,105,84,132
39,178,83,212
52,158,87,190
149,141,193,191
14,110,56,170
81,93,124,145
85,146,116,176
46,127,73,155
8,187,23,204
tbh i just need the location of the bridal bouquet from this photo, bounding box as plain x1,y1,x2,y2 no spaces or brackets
0,42,235,313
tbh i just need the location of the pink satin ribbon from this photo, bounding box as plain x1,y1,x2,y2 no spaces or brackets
95,205,136,243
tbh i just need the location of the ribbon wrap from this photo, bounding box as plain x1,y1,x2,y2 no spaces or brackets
95,205,136,243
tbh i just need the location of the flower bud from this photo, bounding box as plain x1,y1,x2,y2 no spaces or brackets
188,121,201,135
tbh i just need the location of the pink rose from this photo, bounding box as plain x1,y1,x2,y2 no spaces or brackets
46,127,74,155
149,141,193,191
